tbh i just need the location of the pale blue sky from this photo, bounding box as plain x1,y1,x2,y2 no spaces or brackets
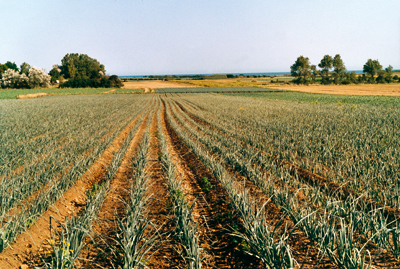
1,0,399,75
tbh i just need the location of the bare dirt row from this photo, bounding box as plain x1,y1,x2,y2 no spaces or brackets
168,97,400,268
0,99,153,268
171,98,400,219
164,97,337,268
161,97,264,268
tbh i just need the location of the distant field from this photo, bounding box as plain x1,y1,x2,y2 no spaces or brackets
112,88,143,94
122,80,195,89
171,78,269,87
225,91,400,105
155,87,283,93
264,83,400,96
0,88,118,99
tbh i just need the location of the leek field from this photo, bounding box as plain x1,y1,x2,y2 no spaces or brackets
0,91,399,268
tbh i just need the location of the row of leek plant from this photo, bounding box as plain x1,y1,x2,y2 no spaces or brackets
177,95,400,210
168,99,373,267
167,99,400,268
164,101,296,269
41,106,150,268
0,96,149,172
0,117,125,221
157,109,203,269
0,106,149,253
114,134,160,269
0,99,150,216
1,96,147,176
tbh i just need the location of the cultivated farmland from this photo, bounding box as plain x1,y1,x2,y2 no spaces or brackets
1,92,400,268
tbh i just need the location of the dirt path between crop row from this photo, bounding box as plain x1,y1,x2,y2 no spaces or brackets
162,97,265,268
103,88,117,94
1,119,130,223
168,100,315,206
173,98,400,224
80,106,152,268
164,98,338,268
0,103,151,269
145,99,182,268
170,98,400,268
173,99,353,195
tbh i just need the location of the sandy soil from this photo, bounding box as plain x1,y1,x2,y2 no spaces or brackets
163,100,264,268
265,84,400,96
167,99,338,268
0,107,148,268
17,93,49,99
83,108,151,268
122,80,196,89
103,88,117,94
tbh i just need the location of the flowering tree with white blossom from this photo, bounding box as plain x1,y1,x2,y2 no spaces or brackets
28,67,51,88
1,66,50,89
1,69,29,88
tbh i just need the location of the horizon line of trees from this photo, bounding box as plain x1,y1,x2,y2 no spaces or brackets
0,54,122,89
290,55,399,85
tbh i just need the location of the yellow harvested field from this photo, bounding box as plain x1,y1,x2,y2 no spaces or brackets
266,84,400,96
122,80,197,89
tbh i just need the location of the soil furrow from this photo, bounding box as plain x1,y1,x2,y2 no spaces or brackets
0,104,150,269
164,98,337,268
172,99,400,220
146,99,182,268
80,107,152,268
162,98,265,268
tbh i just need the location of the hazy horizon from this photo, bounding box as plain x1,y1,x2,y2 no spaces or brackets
1,0,399,75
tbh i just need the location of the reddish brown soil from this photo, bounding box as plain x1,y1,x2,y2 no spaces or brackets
169,98,400,268
0,105,150,269
168,101,313,206
145,99,183,268
174,99,400,224
80,107,152,268
164,98,337,268
162,98,265,268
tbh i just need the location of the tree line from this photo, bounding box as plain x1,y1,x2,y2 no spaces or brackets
0,53,122,89
290,55,399,85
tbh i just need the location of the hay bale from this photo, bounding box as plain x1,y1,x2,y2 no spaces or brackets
17,93,49,99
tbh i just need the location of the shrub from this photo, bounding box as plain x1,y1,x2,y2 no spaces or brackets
28,67,51,88
1,69,29,89
59,75,122,88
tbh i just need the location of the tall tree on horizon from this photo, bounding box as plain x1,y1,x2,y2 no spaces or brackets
318,55,333,84
290,55,311,84
363,59,382,83
332,54,346,84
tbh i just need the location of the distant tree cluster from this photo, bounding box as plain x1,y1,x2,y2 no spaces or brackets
56,53,122,88
0,61,50,89
0,53,122,89
290,55,398,85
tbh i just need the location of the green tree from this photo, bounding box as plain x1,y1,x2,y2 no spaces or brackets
290,56,311,84
20,62,31,75
5,61,18,72
332,54,346,84
343,71,358,85
318,55,333,84
0,64,7,78
60,53,105,80
311,65,318,83
384,65,393,83
363,59,382,82
49,64,62,83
